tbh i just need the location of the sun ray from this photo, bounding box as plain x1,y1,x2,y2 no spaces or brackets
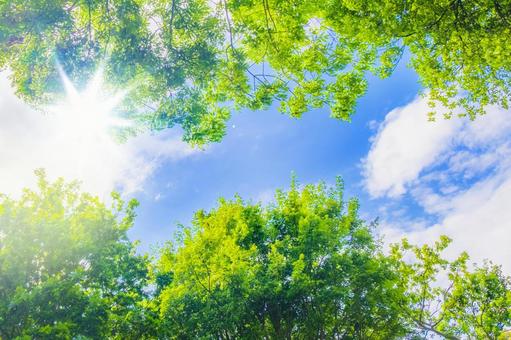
43,67,133,176
49,67,131,137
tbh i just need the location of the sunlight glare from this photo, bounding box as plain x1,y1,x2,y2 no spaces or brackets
42,67,133,181
50,67,130,141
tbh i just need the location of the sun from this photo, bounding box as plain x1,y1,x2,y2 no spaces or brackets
42,67,133,179
49,67,130,141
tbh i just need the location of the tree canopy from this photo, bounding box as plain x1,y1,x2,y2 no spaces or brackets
1,0,510,144
154,179,407,338
154,178,511,339
0,170,155,339
1,174,510,339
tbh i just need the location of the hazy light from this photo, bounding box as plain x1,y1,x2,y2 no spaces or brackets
0,70,195,201
49,67,130,141
41,68,133,182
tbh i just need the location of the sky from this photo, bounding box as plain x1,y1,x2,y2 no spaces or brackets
1,58,511,272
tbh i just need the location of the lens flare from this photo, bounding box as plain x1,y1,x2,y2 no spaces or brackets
42,68,132,178
49,67,130,140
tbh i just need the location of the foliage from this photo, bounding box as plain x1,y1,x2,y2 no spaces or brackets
154,179,511,339
0,170,155,339
1,0,511,144
391,236,511,339
154,179,407,338
1,174,510,339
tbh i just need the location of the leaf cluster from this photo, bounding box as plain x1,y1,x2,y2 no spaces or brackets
1,0,511,144
1,174,510,339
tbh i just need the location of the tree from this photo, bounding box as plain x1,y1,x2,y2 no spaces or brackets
0,170,155,339
391,236,511,339
153,179,404,339
1,0,510,144
0,173,509,338
153,179,511,339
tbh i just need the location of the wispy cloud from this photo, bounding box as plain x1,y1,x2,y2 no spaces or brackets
380,172,511,272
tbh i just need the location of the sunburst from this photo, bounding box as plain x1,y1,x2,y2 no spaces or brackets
48,67,130,141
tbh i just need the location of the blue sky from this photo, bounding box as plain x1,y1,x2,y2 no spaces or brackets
130,58,420,249
1,56,510,271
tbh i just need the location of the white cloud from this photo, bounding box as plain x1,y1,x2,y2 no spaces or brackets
0,73,199,199
366,96,511,272
381,171,511,273
363,97,461,197
364,97,511,199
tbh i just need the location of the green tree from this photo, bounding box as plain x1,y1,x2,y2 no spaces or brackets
391,236,511,339
2,0,511,144
154,179,511,339
153,179,408,339
1,173,510,338
4,0,511,144
0,170,155,339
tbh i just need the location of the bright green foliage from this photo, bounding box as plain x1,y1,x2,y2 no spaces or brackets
391,236,511,339
0,174,510,339
154,180,511,339
1,0,511,144
154,179,404,338
0,170,154,339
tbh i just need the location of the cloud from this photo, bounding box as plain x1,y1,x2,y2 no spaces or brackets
0,73,199,199
254,188,277,205
365,96,511,272
363,97,462,197
364,97,511,199
381,171,511,273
